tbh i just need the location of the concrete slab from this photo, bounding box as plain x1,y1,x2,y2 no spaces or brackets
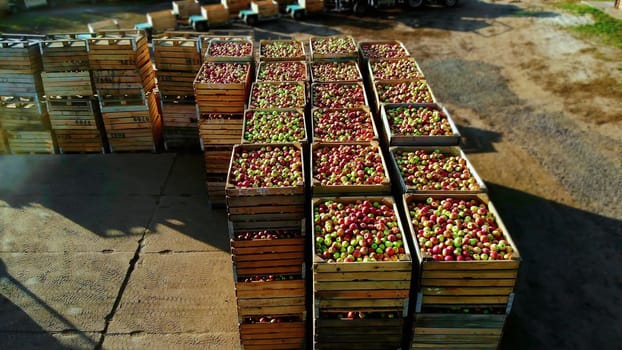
103,332,239,350
0,154,175,197
107,252,237,335
0,331,101,350
0,252,132,335
0,195,157,253
162,154,208,196
143,195,229,253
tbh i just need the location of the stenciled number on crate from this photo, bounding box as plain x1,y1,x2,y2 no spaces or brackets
133,116,149,123
110,133,126,139
74,119,92,126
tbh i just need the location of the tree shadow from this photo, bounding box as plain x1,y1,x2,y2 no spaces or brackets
486,183,622,349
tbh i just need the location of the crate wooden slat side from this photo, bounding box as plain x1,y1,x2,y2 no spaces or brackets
412,312,507,349
194,61,252,114
202,4,230,25
239,320,305,349
0,128,8,154
161,102,198,128
199,114,243,148
0,43,43,73
55,129,104,154
41,71,94,97
6,129,56,154
367,57,424,81
40,39,90,72
380,103,461,146
173,0,202,17
0,73,44,95
147,10,177,32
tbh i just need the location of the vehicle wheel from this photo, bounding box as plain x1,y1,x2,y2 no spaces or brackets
444,0,458,7
408,0,424,8
353,0,367,15
245,15,259,26
193,20,209,32
292,9,305,20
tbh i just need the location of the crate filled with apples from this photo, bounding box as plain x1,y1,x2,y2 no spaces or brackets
204,38,254,62
198,113,244,149
226,143,306,229
380,103,461,146
389,146,487,194
311,82,368,109
193,62,252,114
314,310,404,350
310,60,363,83
309,35,358,60
403,193,521,308
230,228,305,276
373,80,437,112
259,39,306,61
412,303,511,350
239,315,305,350
368,57,424,81
312,197,412,311
358,40,410,62
256,60,309,82
242,109,307,144
235,274,306,317
311,107,378,143
248,81,307,109
311,142,391,196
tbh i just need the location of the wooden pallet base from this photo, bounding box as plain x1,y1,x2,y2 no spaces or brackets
239,319,305,350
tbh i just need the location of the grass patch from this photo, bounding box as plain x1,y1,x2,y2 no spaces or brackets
558,2,622,48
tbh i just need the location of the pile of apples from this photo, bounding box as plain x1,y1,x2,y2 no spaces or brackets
230,145,303,188
311,61,361,82
370,59,423,80
360,42,409,59
312,83,366,108
196,62,249,84
257,61,308,82
311,36,357,55
261,40,304,59
376,80,434,104
408,197,515,261
393,149,480,191
313,108,376,142
244,110,306,143
250,82,306,109
244,315,299,324
385,104,454,136
314,199,407,262
313,144,386,186
234,230,302,240
207,40,253,58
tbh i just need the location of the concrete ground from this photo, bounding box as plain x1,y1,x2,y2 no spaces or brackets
0,154,239,349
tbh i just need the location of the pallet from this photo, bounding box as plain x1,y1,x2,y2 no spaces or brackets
87,32,151,70
203,38,254,62
380,103,461,146
368,57,424,82
248,82,307,110
92,67,156,96
309,36,358,61
311,81,368,109
221,0,252,17
310,60,362,83
202,4,230,26
6,128,56,154
199,114,244,148
41,71,94,97
312,196,412,312
0,73,44,96
0,95,48,129
251,0,280,17
40,37,91,72
87,19,120,33
388,146,487,194
46,96,100,130
259,40,306,62
194,61,252,114
358,40,410,62
242,109,307,144
147,10,178,33
412,300,512,350
314,311,404,350
403,193,521,309
55,129,104,154
311,142,391,196
152,34,201,72
163,126,200,151
256,61,309,82
157,71,197,98
311,107,379,143
239,317,305,350
0,39,43,73
173,0,202,18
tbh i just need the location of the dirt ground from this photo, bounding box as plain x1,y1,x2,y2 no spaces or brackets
1,0,621,349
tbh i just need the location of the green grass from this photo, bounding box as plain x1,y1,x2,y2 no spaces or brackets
558,2,622,48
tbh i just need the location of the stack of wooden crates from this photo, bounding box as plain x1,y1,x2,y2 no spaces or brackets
153,32,202,151
41,33,105,153
87,30,161,152
0,34,55,154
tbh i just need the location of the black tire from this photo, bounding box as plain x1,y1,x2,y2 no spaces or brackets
408,0,424,8
293,9,305,20
193,20,209,32
444,0,458,6
245,15,259,26
353,0,367,15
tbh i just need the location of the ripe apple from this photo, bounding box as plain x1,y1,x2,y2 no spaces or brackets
359,42,409,59
370,59,423,80
313,108,376,142
260,40,304,59
196,62,249,84
375,80,435,104
311,36,357,56
250,82,306,109
313,144,387,186
312,82,366,108
257,61,308,82
384,104,454,136
311,61,361,82
230,145,304,188
244,110,306,143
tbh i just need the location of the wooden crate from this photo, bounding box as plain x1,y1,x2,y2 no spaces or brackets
40,37,91,72
373,80,437,113
358,40,410,62
152,34,201,72
194,61,252,114
173,0,202,18
248,82,307,110
222,0,251,17
0,95,47,129
309,36,358,61
46,96,100,131
87,19,120,33
259,40,305,62
239,318,305,350
250,0,279,17
0,128,8,154
311,142,391,196
163,126,200,151
161,101,198,128
0,73,44,96
235,279,306,317
55,129,104,154
204,146,235,175
367,57,424,82
203,38,254,62
202,4,230,25
207,176,228,206
298,0,324,12
0,39,43,73
380,103,461,146
147,10,177,32
311,107,379,143
102,93,162,152
87,33,151,70
157,71,197,98
256,61,308,82
199,114,244,148
41,71,94,97
311,82,368,109
388,146,487,194
242,109,307,144
412,300,512,350
98,91,150,113
312,196,412,312
6,128,55,154
93,67,156,96
403,193,521,309
310,60,362,83
314,311,404,350
199,32,254,58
